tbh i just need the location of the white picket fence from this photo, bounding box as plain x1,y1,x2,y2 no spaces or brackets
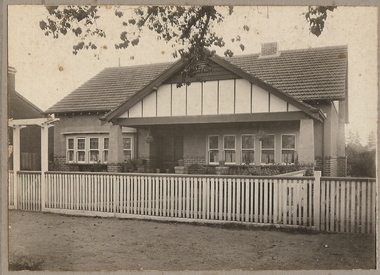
8,171,376,234
9,171,41,211
319,178,376,234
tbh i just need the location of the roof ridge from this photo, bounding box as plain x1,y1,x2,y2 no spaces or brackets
229,44,348,59
103,45,348,70
105,60,174,70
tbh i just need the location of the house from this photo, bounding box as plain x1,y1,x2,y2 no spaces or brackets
8,66,54,171
45,43,348,176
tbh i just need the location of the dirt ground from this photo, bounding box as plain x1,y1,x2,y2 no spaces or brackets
8,210,376,271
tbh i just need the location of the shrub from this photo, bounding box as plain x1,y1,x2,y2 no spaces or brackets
9,255,44,271
224,164,313,176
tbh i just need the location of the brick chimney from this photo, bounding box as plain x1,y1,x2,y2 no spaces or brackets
8,66,17,93
260,42,279,57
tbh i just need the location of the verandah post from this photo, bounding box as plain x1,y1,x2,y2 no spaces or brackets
12,125,23,210
40,124,50,212
314,171,322,230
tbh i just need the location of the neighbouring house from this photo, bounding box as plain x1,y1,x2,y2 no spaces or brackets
8,66,54,171
45,43,348,176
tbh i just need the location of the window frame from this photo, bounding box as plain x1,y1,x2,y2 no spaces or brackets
76,137,86,163
103,137,109,164
88,137,100,163
122,136,133,161
241,134,255,165
65,134,134,165
208,135,219,164
67,138,75,163
260,134,275,164
281,134,296,164
223,135,236,164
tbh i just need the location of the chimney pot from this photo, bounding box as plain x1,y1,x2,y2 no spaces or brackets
260,42,279,57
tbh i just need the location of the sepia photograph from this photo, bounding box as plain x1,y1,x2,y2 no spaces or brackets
3,1,378,273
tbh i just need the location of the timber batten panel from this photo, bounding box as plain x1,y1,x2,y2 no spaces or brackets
202,81,218,115
123,79,305,121
157,84,171,117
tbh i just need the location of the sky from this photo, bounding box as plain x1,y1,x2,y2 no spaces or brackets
7,5,378,145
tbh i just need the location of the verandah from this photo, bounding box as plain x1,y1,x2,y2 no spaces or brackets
8,171,376,234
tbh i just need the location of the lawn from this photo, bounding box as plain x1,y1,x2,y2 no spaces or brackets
8,210,376,271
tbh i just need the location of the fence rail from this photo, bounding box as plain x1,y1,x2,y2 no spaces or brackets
8,171,376,234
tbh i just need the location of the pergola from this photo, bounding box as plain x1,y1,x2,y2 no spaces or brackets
8,117,59,209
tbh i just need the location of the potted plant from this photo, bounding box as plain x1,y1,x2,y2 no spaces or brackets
257,129,268,141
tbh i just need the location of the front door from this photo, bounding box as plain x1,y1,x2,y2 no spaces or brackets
157,135,183,172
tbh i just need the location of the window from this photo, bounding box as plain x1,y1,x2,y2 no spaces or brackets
261,135,275,164
282,135,296,163
123,137,132,161
241,135,255,165
103,137,109,163
77,138,86,162
208,135,219,164
89,138,99,163
67,138,74,162
66,134,133,164
224,135,236,163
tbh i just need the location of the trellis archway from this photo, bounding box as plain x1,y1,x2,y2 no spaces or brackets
8,117,59,209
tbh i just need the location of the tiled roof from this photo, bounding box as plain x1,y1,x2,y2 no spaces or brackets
45,62,173,113
229,45,347,101
46,45,347,113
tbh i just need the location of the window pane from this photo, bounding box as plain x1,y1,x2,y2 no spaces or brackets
282,150,295,163
224,136,235,149
68,139,74,150
242,135,254,149
209,150,219,163
104,151,108,162
90,151,99,162
225,151,236,162
242,150,254,164
282,135,295,149
262,135,274,149
90,138,99,149
68,150,74,161
77,151,85,162
104,138,109,150
209,136,218,149
123,150,131,160
123,137,131,150
262,150,274,163
77,139,85,150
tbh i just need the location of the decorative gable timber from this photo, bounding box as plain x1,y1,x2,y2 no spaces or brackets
118,79,302,119
164,60,241,84
101,55,323,124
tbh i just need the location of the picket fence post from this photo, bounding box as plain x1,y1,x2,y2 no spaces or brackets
314,171,321,230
